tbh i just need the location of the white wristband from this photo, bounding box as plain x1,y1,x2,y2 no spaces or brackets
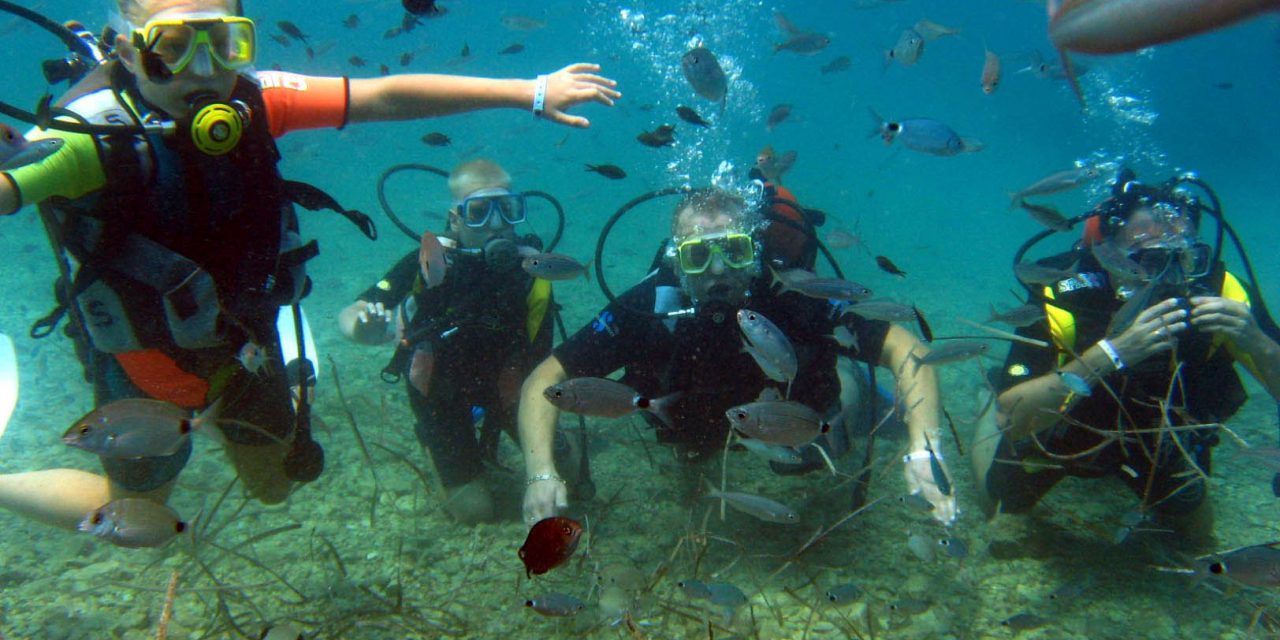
1097,339,1125,371
526,473,562,486
532,75,548,118
903,450,938,464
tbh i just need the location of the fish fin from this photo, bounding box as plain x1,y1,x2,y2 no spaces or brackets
1058,48,1087,110
648,393,680,429
767,265,790,294
866,107,886,139
959,137,985,153
583,258,594,283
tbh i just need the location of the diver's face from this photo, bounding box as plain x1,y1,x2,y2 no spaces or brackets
448,182,517,249
673,207,758,308
117,1,241,117
1117,205,1196,252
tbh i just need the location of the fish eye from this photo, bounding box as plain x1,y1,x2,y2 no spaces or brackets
91,513,102,524
826,593,837,601
1209,562,1226,574
561,525,573,535
887,123,901,132
938,539,950,546
735,411,748,420
78,425,90,435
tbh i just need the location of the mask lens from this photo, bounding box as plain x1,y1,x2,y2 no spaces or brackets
139,18,256,75
678,239,713,274
1182,243,1211,278
147,24,197,69
721,234,755,267
208,21,256,68
461,194,525,228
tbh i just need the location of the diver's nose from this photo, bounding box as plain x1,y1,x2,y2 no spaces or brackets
708,254,727,275
188,44,215,77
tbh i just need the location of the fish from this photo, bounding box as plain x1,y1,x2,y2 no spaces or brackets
884,29,924,66
419,231,447,288
1001,613,1050,631
703,480,799,524
304,46,315,61
499,43,525,55
79,498,188,548
766,104,793,131
678,579,714,599
913,19,961,40
277,20,307,44
636,124,676,148
585,163,627,179
268,33,290,47
399,51,415,67
543,377,673,426
525,593,585,617
1047,582,1087,602
63,399,223,458
988,303,1045,327
981,48,1002,94
755,145,796,183
420,132,450,146
898,493,934,512
519,516,583,578
675,105,712,127
726,400,830,447
773,13,830,54
1049,0,1280,55
237,342,268,374
888,598,931,615
1013,262,1077,287
681,47,728,104
1018,50,1071,80
914,341,990,368
875,255,907,277
870,110,983,156
737,310,798,389
460,43,471,58
0,124,64,171
845,300,918,323
771,268,873,302
938,537,969,558
260,623,305,640
1091,240,1148,284
501,15,547,31
706,583,748,608
379,64,390,76
1105,278,1160,338
347,56,366,67
384,27,402,39
401,12,422,33
820,56,852,74
1018,199,1073,233
342,14,359,28
824,583,864,605
824,229,861,251
1009,166,1103,205
1059,371,1092,396
735,438,804,464
907,533,936,562
914,305,933,342
923,433,952,495
522,253,590,281
403,0,445,16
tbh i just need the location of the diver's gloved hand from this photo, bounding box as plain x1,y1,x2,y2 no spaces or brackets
522,474,568,529
351,301,395,344
1189,296,1263,345
1108,297,1190,368
904,456,958,526
539,63,621,128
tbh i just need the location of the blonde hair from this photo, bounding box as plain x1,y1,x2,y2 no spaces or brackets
671,188,750,238
116,0,238,25
448,159,512,201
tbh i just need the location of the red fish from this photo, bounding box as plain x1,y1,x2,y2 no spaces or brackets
519,516,583,578
418,230,447,288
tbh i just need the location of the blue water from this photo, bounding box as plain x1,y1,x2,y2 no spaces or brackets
1,1,1279,637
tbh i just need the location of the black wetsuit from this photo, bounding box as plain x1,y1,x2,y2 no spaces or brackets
554,269,889,459
360,248,552,488
989,254,1246,517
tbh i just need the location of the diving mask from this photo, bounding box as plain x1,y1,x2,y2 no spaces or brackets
675,232,756,274
132,16,256,82
454,189,527,228
1131,242,1212,281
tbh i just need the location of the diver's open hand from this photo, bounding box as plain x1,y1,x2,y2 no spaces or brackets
540,63,621,128
904,457,958,526
522,476,568,529
1109,298,1189,367
1189,296,1258,343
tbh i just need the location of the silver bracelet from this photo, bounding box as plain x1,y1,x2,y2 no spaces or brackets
532,74,548,118
526,473,563,486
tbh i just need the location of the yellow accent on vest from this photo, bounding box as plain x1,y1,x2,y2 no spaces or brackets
526,278,552,342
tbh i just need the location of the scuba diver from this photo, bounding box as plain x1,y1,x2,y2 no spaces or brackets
972,168,1280,544
518,184,957,527
0,0,618,536
338,159,559,525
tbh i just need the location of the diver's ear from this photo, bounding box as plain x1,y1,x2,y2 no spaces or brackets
116,33,137,72
446,208,461,233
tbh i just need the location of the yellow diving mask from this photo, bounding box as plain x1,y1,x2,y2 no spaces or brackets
675,232,756,274
132,16,256,82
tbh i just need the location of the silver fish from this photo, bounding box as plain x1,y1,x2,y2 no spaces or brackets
521,253,590,281
773,13,830,54
706,582,748,608
870,110,983,156
773,270,873,302
923,433,952,496
1013,262,1077,287
79,498,188,548
913,19,961,40
678,579,713,599
736,438,804,464
1091,240,1148,284
913,340,990,367
907,533,936,562
1018,199,1073,233
938,537,969,558
543,378,672,425
845,300,918,323
889,598,931,615
824,583,864,606
726,401,830,447
1197,542,1280,588
898,493,935,512
704,482,800,524
63,399,210,458
681,46,728,103
0,123,64,171
1009,166,1103,205
885,28,924,66
525,593,585,617
987,303,1045,327
737,310,798,386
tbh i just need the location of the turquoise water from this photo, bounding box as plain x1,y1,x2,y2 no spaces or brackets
1,0,1279,637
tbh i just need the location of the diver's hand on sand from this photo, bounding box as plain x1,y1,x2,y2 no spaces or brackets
904,457,958,526
1110,298,1188,367
523,476,568,528
352,302,394,344
540,63,621,128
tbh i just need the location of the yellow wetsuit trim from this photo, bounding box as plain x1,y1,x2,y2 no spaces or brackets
1218,272,1259,377
4,125,105,208
1043,285,1075,367
526,277,552,342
